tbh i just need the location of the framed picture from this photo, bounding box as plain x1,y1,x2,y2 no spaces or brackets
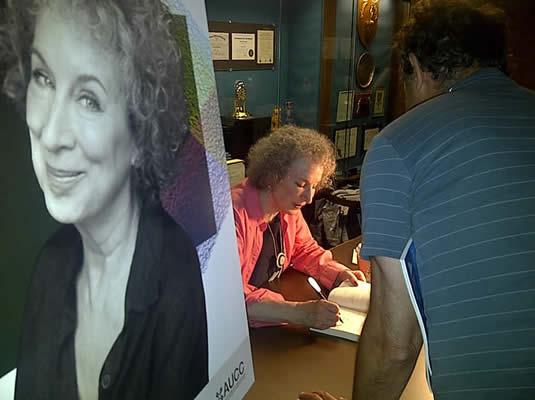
334,127,358,159
208,21,276,71
364,126,380,150
336,90,354,123
353,92,371,119
372,87,385,117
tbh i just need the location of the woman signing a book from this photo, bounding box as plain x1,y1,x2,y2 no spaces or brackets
232,125,366,328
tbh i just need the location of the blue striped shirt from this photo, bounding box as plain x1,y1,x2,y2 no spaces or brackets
360,68,535,399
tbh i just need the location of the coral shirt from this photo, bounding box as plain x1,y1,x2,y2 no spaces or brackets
232,179,348,327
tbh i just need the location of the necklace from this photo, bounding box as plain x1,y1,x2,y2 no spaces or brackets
267,219,286,280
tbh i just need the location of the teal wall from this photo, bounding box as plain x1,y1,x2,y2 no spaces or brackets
205,0,323,128
282,0,323,128
0,94,59,376
205,0,281,119
206,0,395,156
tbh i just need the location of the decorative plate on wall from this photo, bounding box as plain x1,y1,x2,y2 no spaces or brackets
358,0,380,48
356,52,375,88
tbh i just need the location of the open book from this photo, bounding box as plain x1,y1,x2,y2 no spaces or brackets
310,281,371,342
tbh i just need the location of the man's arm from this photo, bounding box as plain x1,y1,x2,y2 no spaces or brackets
353,255,422,399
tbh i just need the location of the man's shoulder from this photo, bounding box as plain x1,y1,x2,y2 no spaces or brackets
373,88,487,159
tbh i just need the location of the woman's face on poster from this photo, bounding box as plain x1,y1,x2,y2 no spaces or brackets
26,6,137,226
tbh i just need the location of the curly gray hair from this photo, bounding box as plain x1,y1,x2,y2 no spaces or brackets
0,0,189,202
247,125,336,191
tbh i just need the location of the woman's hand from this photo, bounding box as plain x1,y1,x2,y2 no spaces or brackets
295,300,340,329
298,391,345,400
333,269,366,288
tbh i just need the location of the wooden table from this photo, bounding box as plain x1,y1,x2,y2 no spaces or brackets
244,238,433,400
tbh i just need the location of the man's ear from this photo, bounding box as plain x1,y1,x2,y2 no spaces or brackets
408,53,426,93
408,52,438,98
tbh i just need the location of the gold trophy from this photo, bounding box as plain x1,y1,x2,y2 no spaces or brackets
271,106,281,131
233,80,251,119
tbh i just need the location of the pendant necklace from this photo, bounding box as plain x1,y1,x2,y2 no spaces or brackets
267,220,286,270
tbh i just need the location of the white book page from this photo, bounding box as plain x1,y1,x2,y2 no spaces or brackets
328,281,371,312
336,308,367,331
311,308,367,342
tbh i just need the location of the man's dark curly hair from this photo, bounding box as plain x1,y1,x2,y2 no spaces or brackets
395,0,506,83
0,0,189,202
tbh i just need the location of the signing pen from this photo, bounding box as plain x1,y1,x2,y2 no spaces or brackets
307,276,344,324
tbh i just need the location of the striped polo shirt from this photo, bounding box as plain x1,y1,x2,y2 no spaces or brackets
360,68,535,399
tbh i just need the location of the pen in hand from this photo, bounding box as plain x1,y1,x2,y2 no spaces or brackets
307,276,344,324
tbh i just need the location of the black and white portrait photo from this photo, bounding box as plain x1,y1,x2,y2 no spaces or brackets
0,0,253,399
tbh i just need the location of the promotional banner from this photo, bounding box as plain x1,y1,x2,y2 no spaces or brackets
0,0,253,398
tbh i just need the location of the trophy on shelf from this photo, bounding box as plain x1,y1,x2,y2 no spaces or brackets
284,100,294,125
271,106,282,131
233,80,251,119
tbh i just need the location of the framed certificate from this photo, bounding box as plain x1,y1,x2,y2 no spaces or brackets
208,21,276,71
208,32,229,61
231,33,255,60
336,90,354,123
334,127,358,159
257,30,274,64
364,127,380,150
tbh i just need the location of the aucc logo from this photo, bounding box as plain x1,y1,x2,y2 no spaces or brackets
216,361,245,400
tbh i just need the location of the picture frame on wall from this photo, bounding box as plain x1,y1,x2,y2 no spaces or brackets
336,90,354,123
209,32,230,61
334,126,358,159
208,21,276,71
364,126,380,151
231,32,255,60
353,92,371,119
372,87,385,117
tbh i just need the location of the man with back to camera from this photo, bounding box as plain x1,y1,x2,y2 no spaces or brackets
299,1,535,399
